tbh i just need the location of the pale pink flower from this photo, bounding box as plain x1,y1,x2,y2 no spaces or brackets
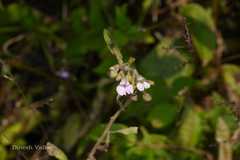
56,69,70,79
116,79,134,96
136,81,151,92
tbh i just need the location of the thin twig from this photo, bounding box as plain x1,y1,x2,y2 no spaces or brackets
3,34,25,54
183,17,194,53
86,99,131,160
215,30,224,65
0,59,27,103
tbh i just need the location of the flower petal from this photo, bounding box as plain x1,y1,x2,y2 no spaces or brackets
120,79,129,85
116,85,126,96
143,81,150,89
137,82,145,91
126,85,134,94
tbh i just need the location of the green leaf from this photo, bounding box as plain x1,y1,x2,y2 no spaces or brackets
70,8,86,33
7,4,41,29
142,0,154,12
170,76,195,96
127,146,171,160
181,4,214,29
89,123,126,141
89,123,137,148
21,107,42,133
216,118,231,142
126,128,171,160
0,123,23,146
140,38,186,79
180,4,217,66
65,31,103,63
47,142,68,160
113,5,144,46
115,5,132,30
0,145,6,160
127,147,155,160
178,107,203,148
112,127,138,135
147,103,179,128
89,0,105,31
206,93,238,130
54,114,81,151
216,118,232,160
223,64,240,95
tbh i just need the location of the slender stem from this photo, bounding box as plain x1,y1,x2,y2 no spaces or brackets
86,99,130,160
103,29,124,64
3,34,25,54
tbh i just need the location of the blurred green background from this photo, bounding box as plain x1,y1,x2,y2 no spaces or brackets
0,0,240,159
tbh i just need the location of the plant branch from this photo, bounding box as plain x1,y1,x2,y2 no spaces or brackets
86,99,131,160
2,34,25,54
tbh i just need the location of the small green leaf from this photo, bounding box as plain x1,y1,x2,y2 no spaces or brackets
223,64,240,95
142,0,154,12
112,127,138,135
178,107,203,148
216,118,232,160
216,118,230,142
0,123,23,146
89,124,126,141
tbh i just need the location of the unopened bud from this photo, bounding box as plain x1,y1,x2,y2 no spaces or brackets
143,92,152,101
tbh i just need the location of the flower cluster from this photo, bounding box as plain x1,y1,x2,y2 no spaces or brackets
109,61,153,100
104,29,153,101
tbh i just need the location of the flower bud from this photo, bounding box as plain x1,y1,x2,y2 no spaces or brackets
143,92,152,101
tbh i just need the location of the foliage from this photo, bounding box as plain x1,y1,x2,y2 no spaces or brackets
0,0,240,160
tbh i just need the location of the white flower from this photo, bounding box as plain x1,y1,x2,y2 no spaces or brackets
116,79,134,96
136,82,144,91
137,81,151,92
143,81,150,89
